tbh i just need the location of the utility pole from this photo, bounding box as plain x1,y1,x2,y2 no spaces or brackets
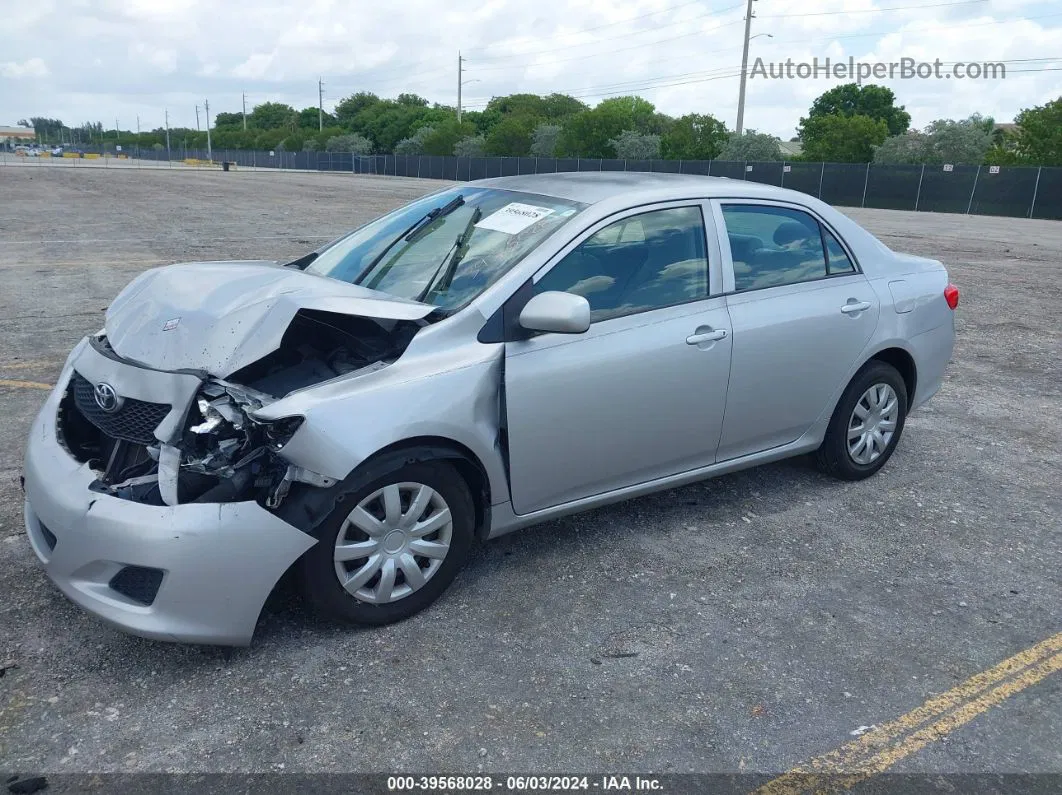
195,105,200,132
115,118,120,152
204,98,213,161
318,78,324,131
456,51,463,123
735,0,756,135
165,108,171,160
136,114,140,160
242,92,248,130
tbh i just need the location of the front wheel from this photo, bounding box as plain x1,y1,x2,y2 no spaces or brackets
816,361,908,481
297,461,475,626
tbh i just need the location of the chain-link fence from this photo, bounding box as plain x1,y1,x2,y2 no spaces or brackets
4,146,1058,220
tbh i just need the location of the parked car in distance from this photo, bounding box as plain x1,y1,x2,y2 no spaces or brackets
23,172,958,645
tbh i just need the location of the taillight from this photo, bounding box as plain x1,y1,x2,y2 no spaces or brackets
944,283,959,310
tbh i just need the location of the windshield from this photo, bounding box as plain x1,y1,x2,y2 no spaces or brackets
304,187,586,311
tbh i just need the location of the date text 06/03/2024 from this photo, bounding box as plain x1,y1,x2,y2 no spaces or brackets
386,775,664,791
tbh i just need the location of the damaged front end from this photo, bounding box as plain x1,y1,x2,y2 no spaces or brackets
59,314,422,509
55,259,435,510
58,365,329,508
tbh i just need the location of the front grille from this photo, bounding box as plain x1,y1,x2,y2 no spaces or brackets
70,373,170,445
108,566,164,606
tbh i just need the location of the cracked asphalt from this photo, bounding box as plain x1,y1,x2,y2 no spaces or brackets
0,167,1058,780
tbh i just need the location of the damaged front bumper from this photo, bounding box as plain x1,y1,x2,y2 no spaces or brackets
21,339,318,645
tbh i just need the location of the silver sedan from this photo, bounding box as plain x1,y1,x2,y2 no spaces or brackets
22,172,958,644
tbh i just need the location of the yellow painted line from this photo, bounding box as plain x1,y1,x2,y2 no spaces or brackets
756,632,1062,795
0,379,53,391
0,358,64,371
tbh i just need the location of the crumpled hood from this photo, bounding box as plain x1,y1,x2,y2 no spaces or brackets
104,260,434,376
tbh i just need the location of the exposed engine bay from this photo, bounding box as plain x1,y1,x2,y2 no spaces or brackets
57,310,423,508
228,309,421,398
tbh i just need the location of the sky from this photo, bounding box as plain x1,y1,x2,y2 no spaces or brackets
1,0,1059,139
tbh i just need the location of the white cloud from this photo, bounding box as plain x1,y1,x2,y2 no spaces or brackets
1,57,49,78
0,0,1058,136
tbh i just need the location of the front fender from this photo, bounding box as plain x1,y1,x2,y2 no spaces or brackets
256,343,510,511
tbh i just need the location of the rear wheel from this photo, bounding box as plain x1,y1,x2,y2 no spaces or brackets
816,361,908,481
298,461,475,626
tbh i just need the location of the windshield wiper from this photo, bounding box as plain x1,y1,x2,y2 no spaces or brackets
353,194,465,288
415,207,482,304
285,251,319,270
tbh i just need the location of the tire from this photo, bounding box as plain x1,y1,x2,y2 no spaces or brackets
297,460,475,626
815,360,908,481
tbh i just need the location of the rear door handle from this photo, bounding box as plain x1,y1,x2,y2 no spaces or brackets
686,329,728,345
840,301,872,314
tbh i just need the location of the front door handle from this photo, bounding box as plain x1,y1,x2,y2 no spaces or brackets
686,328,728,345
840,301,872,314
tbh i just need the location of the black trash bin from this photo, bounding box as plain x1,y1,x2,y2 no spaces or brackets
221,161,230,172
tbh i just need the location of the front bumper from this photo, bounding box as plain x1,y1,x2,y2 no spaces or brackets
21,350,316,646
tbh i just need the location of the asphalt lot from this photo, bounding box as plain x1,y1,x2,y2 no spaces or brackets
0,166,1059,781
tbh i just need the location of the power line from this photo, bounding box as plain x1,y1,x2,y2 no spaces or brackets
468,2,744,63
465,0,989,71
761,0,988,17
466,16,746,72
462,0,709,54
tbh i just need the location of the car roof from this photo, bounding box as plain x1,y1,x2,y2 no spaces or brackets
474,171,802,205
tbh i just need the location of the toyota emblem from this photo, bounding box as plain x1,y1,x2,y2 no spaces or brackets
93,382,123,414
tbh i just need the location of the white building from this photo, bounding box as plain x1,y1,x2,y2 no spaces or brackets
0,126,36,148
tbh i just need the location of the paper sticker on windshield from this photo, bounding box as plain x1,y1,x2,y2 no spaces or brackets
475,203,555,234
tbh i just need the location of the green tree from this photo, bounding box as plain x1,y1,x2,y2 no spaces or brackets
541,93,590,120
213,112,243,127
596,96,658,133
801,114,888,162
875,115,995,165
1014,97,1062,165
923,115,994,164
559,97,658,158
334,92,381,127
464,108,502,137
719,130,783,161
530,123,562,157
325,133,373,154
422,120,475,155
298,106,335,129
454,134,487,157
873,133,928,164
798,84,910,140
249,102,297,130
485,93,587,121
609,130,661,159
395,126,435,155
660,113,728,160
485,116,533,156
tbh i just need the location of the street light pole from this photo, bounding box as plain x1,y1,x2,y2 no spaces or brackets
735,0,756,135
318,78,325,131
457,52,463,123
204,99,213,162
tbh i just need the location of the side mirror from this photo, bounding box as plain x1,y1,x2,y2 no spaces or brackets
518,291,591,335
